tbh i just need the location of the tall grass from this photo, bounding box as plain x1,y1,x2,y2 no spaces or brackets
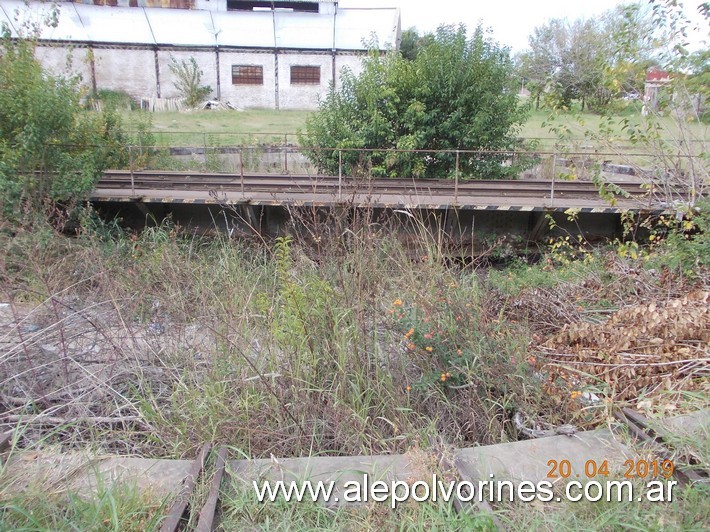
0,210,569,460
1,205,708,528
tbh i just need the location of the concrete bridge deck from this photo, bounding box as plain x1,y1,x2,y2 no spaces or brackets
91,186,661,214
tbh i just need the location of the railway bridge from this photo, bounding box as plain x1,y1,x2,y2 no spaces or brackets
91,170,667,251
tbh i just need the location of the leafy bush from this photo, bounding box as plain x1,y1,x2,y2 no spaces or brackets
648,200,710,278
87,89,138,111
0,34,129,221
168,56,212,107
300,24,529,179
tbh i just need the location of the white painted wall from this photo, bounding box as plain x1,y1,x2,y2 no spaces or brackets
277,52,332,109
320,2,337,15
31,43,370,109
93,48,156,98
218,50,276,108
35,44,93,91
195,0,227,11
334,53,362,91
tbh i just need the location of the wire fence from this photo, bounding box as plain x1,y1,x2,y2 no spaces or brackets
116,144,708,196
125,129,709,152
39,137,707,189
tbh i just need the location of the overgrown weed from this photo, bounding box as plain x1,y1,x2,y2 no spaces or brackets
0,204,708,529
1,209,565,459
0,204,707,458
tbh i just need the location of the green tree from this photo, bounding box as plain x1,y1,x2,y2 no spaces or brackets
522,3,656,112
518,19,569,109
399,27,420,61
566,0,709,208
600,3,657,98
0,30,128,220
300,24,529,179
685,49,709,119
399,27,434,61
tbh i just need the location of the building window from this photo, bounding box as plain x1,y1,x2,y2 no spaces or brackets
291,66,320,85
227,1,319,12
232,65,263,85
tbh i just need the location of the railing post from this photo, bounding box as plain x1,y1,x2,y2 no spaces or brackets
454,149,460,206
550,154,557,206
129,145,135,197
203,132,208,168
239,148,244,196
138,129,143,162
283,134,288,174
338,150,343,201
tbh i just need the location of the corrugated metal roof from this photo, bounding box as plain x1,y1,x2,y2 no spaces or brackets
274,11,334,49
0,1,399,50
145,7,216,46
211,10,275,48
54,3,91,41
74,4,155,43
0,2,17,37
1,0,91,40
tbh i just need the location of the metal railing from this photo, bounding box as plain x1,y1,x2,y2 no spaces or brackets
116,143,706,207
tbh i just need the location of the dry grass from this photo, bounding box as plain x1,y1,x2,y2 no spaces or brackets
0,206,708,529
2,207,707,459
0,211,570,459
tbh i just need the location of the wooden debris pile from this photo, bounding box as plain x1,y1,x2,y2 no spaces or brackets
538,290,709,401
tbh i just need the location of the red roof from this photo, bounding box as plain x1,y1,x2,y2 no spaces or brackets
646,68,671,82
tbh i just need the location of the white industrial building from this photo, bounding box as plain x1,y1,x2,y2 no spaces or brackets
0,0,401,109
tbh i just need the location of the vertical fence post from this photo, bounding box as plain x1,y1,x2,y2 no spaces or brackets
129,145,135,197
283,134,288,174
454,149,460,206
239,148,244,196
203,132,208,168
550,154,557,206
138,129,143,162
338,150,343,201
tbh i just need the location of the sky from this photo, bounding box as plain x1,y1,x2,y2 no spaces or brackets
339,0,708,53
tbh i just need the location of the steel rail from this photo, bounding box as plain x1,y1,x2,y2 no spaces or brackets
102,170,649,188
99,171,653,199
98,179,645,193
613,408,708,488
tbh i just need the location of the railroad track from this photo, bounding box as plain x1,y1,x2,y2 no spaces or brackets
99,170,652,200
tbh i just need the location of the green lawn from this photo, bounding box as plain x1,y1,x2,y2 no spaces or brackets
520,107,708,152
120,109,312,146
120,105,707,155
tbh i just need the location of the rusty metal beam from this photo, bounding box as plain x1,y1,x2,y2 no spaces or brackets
614,408,707,487
161,442,212,532
195,446,228,532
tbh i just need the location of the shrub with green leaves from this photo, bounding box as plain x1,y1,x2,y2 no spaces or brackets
649,199,710,278
168,56,212,108
0,33,129,220
87,89,138,111
300,24,530,179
